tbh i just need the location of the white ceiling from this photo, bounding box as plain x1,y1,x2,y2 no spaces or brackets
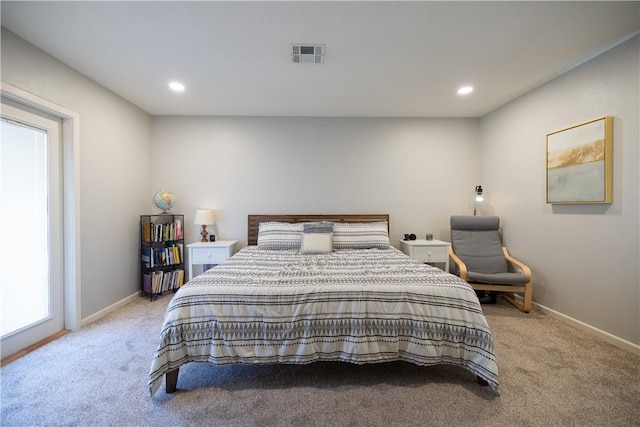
2,1,639,117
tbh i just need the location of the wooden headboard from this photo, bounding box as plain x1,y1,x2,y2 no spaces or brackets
247,214,390,246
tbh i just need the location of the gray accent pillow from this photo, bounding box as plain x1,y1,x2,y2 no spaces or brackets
303,221,334,233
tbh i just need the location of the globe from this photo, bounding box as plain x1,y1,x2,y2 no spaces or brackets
153,190,175,213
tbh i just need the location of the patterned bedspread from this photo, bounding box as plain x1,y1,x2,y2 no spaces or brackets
149,247,499,395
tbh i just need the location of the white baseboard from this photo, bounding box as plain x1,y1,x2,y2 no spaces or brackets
81,291,141,327
533,302,640,356
520,297,640,356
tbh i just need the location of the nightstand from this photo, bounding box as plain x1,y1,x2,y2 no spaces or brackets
399,239,451,272
187,241,237,280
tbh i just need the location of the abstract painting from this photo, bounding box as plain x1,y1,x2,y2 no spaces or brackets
546,116,612,204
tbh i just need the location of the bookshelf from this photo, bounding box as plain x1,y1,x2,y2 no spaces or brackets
140,214,185,300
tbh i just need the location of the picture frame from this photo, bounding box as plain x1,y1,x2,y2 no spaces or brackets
546,116,612,204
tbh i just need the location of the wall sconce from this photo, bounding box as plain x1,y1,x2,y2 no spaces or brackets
474,185,483,216
194,209,216,242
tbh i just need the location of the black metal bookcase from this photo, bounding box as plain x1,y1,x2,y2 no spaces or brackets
140,214,185,301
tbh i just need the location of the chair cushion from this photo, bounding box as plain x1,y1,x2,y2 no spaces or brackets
451,229,508,274
468,271,530,285
451,215,500,231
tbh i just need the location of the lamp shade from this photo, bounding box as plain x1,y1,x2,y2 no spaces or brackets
194,209,216,225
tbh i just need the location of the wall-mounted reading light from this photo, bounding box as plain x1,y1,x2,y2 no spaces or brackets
474,185,483,216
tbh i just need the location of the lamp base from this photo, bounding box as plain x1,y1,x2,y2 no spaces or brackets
200,225,208,242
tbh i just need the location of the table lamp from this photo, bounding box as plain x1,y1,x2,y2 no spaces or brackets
194,209,216,242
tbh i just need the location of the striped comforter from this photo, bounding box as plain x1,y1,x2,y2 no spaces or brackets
149,247,499,395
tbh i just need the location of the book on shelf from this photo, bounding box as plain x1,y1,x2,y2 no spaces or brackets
141,243,184,268
141,246,153,268
143,221,151,242
145,269,184,294
143,273,152,294
175,219,182,240
144,220,184,243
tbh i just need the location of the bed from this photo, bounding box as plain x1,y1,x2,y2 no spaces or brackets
149,214,499,396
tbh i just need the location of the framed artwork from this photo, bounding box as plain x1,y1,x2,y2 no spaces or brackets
546,116,612,204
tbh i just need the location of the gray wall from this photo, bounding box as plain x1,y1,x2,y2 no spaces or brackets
1,28,152,318
3,26,637,347
151,37,639,347
479,35,639,345
150,116,480,247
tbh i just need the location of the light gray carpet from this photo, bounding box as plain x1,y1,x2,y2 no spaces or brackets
1,295,639,426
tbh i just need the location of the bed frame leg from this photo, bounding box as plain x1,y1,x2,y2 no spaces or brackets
477,376,488,387
166,368,179,393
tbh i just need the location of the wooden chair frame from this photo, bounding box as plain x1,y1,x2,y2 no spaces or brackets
449,246,533,313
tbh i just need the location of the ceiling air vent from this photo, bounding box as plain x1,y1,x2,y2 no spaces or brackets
291,44,325,64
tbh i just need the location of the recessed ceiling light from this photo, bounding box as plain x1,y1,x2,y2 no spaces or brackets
457,86,474,95
169,81,185,92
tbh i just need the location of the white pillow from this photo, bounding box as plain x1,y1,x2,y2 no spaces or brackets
333,221,390,249
257,222,303,250
300,232,333,254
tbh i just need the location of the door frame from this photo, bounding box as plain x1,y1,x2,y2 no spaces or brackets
1,82,81,332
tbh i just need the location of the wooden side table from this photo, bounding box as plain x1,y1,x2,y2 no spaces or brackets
399,239,451,272
187,240,237,280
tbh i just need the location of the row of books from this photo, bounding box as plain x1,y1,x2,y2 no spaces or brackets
143,269,185,294
141,243,183,268
142,219,183,243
